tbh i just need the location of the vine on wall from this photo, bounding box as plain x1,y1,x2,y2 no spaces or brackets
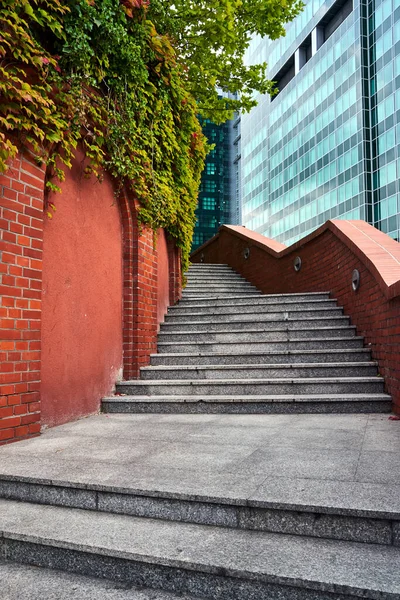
0,0,208,271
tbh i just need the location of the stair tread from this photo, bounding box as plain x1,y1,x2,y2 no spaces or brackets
0,560,200,600
105,393,391,401
150,349,372,357
142,362,377,371
119,377,384,384
1,499,399,598
1,472,399,521
159,325,356,335
157,336,363,345
162,317,348,325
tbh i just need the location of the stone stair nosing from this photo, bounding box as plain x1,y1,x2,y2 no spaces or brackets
1,498,400,600
1,474,400,547
149,348,375,366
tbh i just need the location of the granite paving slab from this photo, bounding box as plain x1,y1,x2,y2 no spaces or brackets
0,413,399,517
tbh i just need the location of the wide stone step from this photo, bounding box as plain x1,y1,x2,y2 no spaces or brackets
103,394,392,414
157,326,357,344
165,306,344,322
157,336,365,353
150,349,373,366
186,275,246,281
140,363,378,381
2,499,400,600
169,299,339,315
175,292,331,307
0,473,399,547
184,281,256,288
181,291,262,298
183,288,260,295
160,316,350,333
0,560,200,600
116,377,385,396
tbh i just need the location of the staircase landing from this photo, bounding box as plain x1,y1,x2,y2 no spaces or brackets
0,413,400,597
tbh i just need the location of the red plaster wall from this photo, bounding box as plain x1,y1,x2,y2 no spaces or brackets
192,221,400,413
41,153,123,427
157,229,170,326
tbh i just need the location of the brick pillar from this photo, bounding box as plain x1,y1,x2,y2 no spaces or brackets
130,215,158,378
167,237,182,306
0,150,44,444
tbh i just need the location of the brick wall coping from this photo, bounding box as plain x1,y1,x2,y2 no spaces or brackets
191,220,400,300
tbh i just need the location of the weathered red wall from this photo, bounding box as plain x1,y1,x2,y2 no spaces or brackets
192,221,400,413
41,153,123,427
157,229,170,326
0,146,183,443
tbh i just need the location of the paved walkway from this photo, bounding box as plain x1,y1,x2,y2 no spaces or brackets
0,413,399,514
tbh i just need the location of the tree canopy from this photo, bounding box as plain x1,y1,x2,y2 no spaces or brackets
0,0,303,269
148,0,304,122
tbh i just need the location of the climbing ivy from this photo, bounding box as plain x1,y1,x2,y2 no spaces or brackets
0,0,208,271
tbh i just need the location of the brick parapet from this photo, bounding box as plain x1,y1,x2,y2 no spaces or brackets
191,220,400,413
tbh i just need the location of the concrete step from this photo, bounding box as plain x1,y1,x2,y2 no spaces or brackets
140,363,378,381
1,499,400,599
169,300,340,315
187,263,233,268
0,560,201,600
165,306,344,322
183,287,259,294
157,326,357,344
116,378,385,396
103,393,392,414
186,274,246,281
175,292,331,307
160,316,350,333
157,336,366,353
184,280,256,287
181,291,262,299
150,349,373,366
186,266,234,272
0,472,399,547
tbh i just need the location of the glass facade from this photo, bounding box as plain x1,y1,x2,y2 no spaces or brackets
192,117,239,251
241,0,400,244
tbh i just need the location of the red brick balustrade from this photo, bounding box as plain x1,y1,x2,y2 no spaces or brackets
0,150,182,443
191,221,400,413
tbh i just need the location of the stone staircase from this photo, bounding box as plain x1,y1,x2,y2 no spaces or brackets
103,263,392,415
0,264,398,599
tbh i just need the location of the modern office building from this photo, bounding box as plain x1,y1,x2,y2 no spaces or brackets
241,0,400,244
192,116,240,250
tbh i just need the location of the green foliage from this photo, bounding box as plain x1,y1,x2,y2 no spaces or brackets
0,0,207,270
148,0,304,122
0,0,302,268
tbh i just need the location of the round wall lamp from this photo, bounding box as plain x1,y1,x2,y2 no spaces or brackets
352,269,360,291
243,247,250,260
294,256,302,272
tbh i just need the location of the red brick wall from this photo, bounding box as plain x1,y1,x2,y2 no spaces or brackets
0,150,183,443
0,149,43,444
192,221,400,413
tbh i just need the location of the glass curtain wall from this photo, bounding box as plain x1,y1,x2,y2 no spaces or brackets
241,0,400,244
